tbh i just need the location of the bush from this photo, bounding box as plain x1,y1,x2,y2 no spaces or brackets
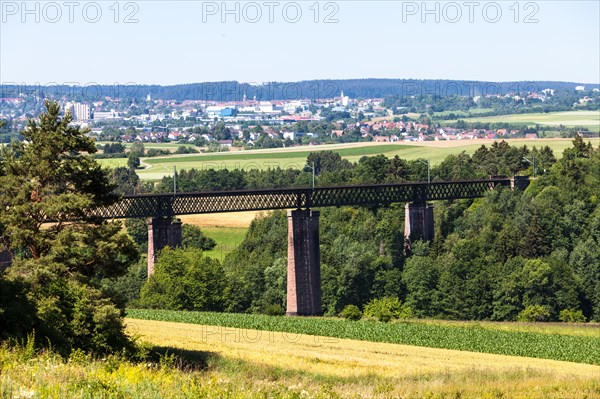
363,297,411,322
139,247,228,311
340,304,362,321
182,225,216,251
263,304,285,316
2,259,134,356
559,308,587,323
517,305,551,322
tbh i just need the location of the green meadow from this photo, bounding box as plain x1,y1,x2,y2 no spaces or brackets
201,226,247,261
98,139,579,180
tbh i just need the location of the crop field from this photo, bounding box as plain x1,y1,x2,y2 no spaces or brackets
446,110,600,131
126,309,600,365
123,318,600,398
96,139,580,180
4,320,599,399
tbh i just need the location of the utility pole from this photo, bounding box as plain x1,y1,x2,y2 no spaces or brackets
418,159,430,183
173,165,177,194
305,162,315,189
523,156,537,177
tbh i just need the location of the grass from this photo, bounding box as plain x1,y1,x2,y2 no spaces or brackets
445,110,600,132
432,107,495,117
200,227,247,261
3,320,599,399
414,319,600,338
126,309,600,365
96,139,581,180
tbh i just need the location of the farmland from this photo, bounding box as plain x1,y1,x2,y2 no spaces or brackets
4,318,597,399
126,309,600,365
445,110,600,131
4,319,599,399
98,139,580,180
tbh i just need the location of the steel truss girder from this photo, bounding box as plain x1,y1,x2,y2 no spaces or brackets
89,179,511,219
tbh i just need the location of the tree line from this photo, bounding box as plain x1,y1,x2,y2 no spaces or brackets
131,137,600,323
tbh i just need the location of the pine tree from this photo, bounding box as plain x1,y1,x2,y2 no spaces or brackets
0,101,139,354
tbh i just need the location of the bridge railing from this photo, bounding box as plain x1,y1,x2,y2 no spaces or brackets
88,178,515,219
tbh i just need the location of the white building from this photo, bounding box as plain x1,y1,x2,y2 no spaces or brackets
340,91,350,107
259,102,274,113
65,102,91,121
282,131,297,140
93,109,119,120
575,86,585,91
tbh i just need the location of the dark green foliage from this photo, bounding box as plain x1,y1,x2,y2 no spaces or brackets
363,297,411,322
101,142,125,154
101,259,148,308
139,247,228,311
182,225,216,250
110,166,140,195
127,152,141,169
306,150,353,175
402,255,439,317
222,211,288,313
0,102,139,355
125,218,149,252
339,304,362,321
214,137,599,321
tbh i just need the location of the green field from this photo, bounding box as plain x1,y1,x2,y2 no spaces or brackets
127,309,600,365
201,226,247,261
96,139,581,180
432,107,495,117
446,110,600,131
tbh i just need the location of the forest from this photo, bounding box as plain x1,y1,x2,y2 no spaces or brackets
2,79,597,103
124,137,600,322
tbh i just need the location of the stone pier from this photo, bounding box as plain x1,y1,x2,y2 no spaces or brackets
403,202,434,255
147,217,182,277
286,209,322,316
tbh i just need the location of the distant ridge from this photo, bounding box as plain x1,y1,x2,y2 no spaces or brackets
2,79,598,102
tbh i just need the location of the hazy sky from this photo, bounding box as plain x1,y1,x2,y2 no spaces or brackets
1,1,599,85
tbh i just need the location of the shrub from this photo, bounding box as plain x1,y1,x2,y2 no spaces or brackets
559,308,587,323
340,305,362,321
363,297,411,322
139,247,228,311
517,305,551,322
263,304,285,316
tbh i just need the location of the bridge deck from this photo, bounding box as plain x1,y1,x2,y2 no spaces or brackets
91,179,513,219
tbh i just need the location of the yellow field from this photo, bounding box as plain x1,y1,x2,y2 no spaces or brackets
179,211,265,228
125,318,600,399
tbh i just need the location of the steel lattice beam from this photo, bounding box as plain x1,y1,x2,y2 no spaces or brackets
89,179,514,219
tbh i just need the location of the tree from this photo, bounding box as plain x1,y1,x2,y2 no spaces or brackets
306,151,352,175
402,255,439,317
182,224,216,250
130,141,145,157
127,152,141,169
0,101,139,354
111,166,140,195
139,247,228,311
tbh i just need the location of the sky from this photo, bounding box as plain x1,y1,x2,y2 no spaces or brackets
1,0,599,85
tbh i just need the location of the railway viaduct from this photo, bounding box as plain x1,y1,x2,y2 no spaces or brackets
88,176,530,316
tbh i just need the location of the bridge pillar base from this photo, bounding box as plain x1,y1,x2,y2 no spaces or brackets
147,217,182,277
404,202,434,255
286,209,322,316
